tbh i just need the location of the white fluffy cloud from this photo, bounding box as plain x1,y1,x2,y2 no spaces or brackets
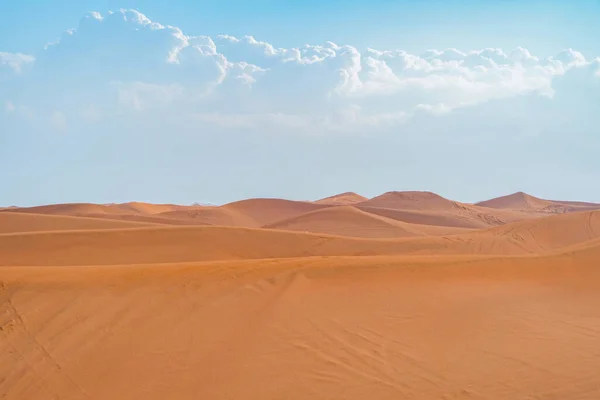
1,9,599,133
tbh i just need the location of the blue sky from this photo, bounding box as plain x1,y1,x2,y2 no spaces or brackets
2,1,600,206
3,0,600,56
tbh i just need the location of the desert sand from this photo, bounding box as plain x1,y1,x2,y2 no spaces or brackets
2,191,600,399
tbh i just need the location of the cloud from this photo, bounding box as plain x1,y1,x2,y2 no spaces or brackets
0,9,599,134
0,52,35,74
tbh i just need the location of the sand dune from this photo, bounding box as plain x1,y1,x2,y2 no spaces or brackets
77,213,212,226
157,207,259,227
356,206,491,229
3,209,600,266
2,207,208,226
3,192,600,400
358,191,460,211
315,192,368,205
9,202,188,216
356,191,539,229
265,206,470,238
8,202,194,215
3,241,600,399
479,209,600,252
357,203,536,229
551,199,600,208
476,191,562,211
478,191,600,213
222,198,330,226
110,202,184,215
0,212,157,234
0,226,396,266
10,202,129,216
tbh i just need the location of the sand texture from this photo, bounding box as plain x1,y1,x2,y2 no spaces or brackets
2,191,600,399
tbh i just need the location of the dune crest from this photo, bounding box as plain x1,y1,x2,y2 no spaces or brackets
221,198,330,226
0,211,157,234
315,192,368,205
477,192,560,210
265,205,470,238
358,191,459,211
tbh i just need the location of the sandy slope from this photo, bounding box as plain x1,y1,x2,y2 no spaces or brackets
477,191,562,210
2,210,600,266
10,199,333,228
8,192,542,232
0,212,157,234
157,207,259,227
315,192,368,205
265,206,470,238
76,213,212,226
478,191,600,213
358,191,459,211
356,206,492,229
3,242,600,399
222,198,330,226
9,202,130,216
11,202,187,216
3,194,600,399
355,192,539,230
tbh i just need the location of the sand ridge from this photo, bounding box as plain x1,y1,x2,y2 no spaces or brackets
3,209,600,266
3,191,600,399
315,192,368,205
0,211,158,234
264,205,471,238
3,241,600,399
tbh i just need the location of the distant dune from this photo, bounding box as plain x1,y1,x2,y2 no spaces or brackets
221,198,330,226
476,191,560,210
157,207,258,227
111,202,184,215
477,191,600,213
265,206,470,238
3,209,600,266
0,211,157,234
315,192,368,205
358,191,459,211
4,191,600,399
10,202,129,216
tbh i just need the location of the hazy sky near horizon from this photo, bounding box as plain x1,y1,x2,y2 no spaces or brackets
2,1,600,206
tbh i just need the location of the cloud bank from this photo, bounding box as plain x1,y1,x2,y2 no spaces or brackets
2,8,599,133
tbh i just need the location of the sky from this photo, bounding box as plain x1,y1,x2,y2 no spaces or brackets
1,0,600,206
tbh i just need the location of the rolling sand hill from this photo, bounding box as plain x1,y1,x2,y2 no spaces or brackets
157,207,259,227
2,205,206,226
358,191,459,211
477,192,600,213
476,191,562,211
315,192,368,205
265,206,470,238
356,206,492,229
111,202,184,215
3,239,600,399
9,202,130,216
221,198,330,226
3,192,600,399
0,212,157,234
7,199,331,228
3,210,600,266
356,195,537,230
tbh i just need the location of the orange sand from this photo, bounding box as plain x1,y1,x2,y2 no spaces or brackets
2,191,600,399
